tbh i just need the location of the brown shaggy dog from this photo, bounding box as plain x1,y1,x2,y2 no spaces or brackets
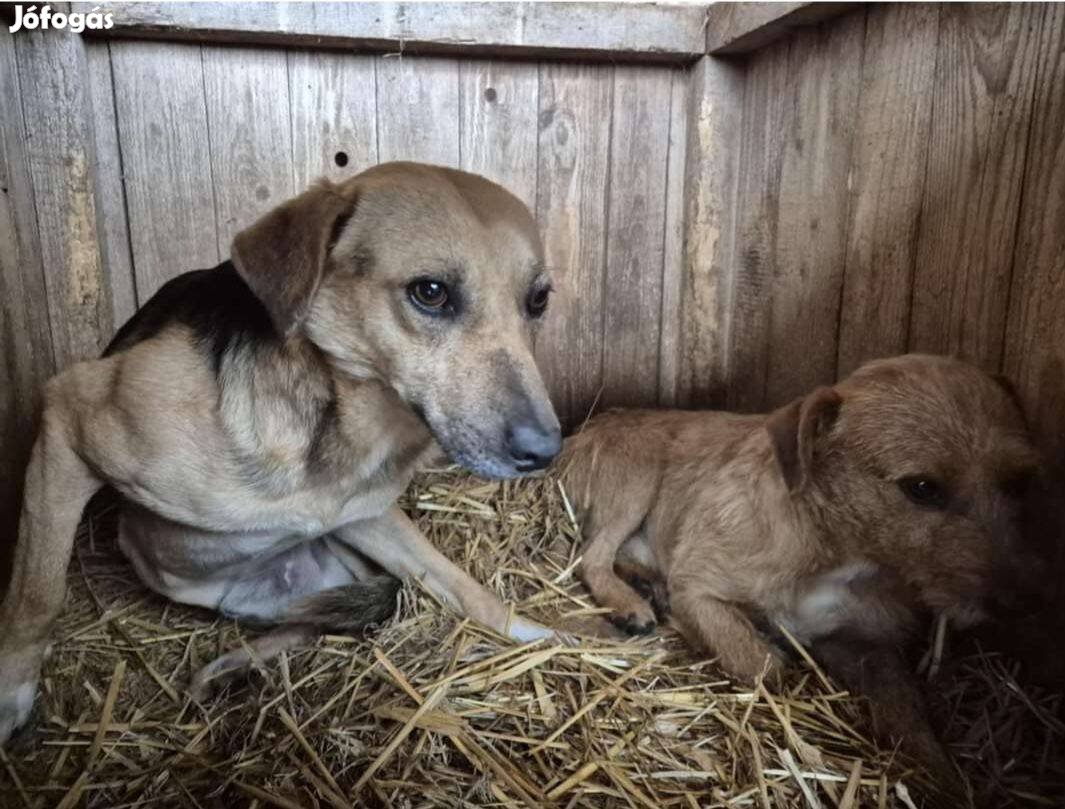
560,354,1040,790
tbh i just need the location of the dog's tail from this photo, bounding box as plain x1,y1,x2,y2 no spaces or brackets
190,576,401,699
282,575,402,632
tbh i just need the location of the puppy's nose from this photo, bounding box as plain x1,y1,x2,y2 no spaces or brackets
506,421,562,471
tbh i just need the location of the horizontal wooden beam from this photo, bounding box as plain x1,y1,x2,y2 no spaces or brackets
705,2,858,55
79,2,709,63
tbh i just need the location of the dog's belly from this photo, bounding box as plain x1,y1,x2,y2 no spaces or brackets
117,505,378,620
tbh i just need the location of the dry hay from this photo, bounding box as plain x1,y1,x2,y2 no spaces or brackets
1,467,1062,809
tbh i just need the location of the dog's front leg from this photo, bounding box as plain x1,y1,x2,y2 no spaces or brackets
670,584,785,683
334,506,557,643
0,414,102,743
812,636,966,799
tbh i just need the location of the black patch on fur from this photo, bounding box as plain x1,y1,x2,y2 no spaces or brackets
103,260,277,374
305,383,340,471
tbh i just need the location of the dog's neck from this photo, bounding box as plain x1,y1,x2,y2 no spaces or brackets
216,332,432,493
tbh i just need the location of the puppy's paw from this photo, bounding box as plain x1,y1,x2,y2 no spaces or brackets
0,679,38,746
609,604,658,637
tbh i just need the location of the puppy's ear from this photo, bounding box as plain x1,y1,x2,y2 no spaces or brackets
766,386,842,492
231,181,356,336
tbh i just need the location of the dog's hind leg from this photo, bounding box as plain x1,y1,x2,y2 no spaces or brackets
580,504,659,636
0,411,103,743
189,571,400,699
185,539,400,698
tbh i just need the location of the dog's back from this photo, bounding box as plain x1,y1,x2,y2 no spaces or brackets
559,408,761,528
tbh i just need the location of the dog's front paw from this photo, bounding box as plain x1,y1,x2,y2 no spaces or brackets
0,645,47,746
505,615,558,644
0,679,38,746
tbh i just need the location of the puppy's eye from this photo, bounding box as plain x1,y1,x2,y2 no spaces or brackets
527,285,551,318
898,476,948,509
408,279,450,313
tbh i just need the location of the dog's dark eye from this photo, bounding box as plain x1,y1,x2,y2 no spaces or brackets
898,476,948,509
527,285,551,318
408,279,450,312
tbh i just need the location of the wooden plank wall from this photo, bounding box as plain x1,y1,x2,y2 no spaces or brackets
719,3,1065,442
81,41,688,429
713,2,1065,590
2,3,1064,518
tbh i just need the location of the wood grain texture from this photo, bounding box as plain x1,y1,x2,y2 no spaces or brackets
909,2,1046,371
88,2,707,63
202,45,295,252
726,44,791,412
288,50,378,191
656,67,690,407
706,2,858,55
85,40,138,326
1003,2,1065,462
836,4,939,376
599,65,673,410
534,63,612,428
14,28,113,367
762,11,863,407
376,56,461,167
111,41,219,297
459,59,539,211
675,56,745,409
0,27,55,580
727,12,864,411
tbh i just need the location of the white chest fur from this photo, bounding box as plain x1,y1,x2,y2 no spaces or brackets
775,562,905,644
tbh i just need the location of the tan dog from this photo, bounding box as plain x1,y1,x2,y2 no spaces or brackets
561,354,1039,786
0,162,562,743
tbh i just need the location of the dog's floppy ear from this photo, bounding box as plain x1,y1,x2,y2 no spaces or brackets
766,386,842,492
231,181,356,336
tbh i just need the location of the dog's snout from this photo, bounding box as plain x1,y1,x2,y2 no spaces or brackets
506,421,562,471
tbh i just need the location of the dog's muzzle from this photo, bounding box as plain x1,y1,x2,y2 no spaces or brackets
505,419,562,472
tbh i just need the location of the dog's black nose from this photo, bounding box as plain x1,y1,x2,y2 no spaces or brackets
507,422,562,471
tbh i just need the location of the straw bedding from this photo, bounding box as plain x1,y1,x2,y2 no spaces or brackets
1,468,1062,808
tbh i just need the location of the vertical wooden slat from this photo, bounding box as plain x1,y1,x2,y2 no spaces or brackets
0,27,54,585
1003,3,1065,464
288,51,378,191
599,65,673,410
657,67,690,408
458,59,539,211
202,45,295,252
762,11,863,407
85,40,138,330
726,44,792,412
534,63,612,428
111,41,218,297
836,4,938,377
675,56,745,410
729,13,864,410
376,56,460,167
909,2,1046,371
14,28,113,367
